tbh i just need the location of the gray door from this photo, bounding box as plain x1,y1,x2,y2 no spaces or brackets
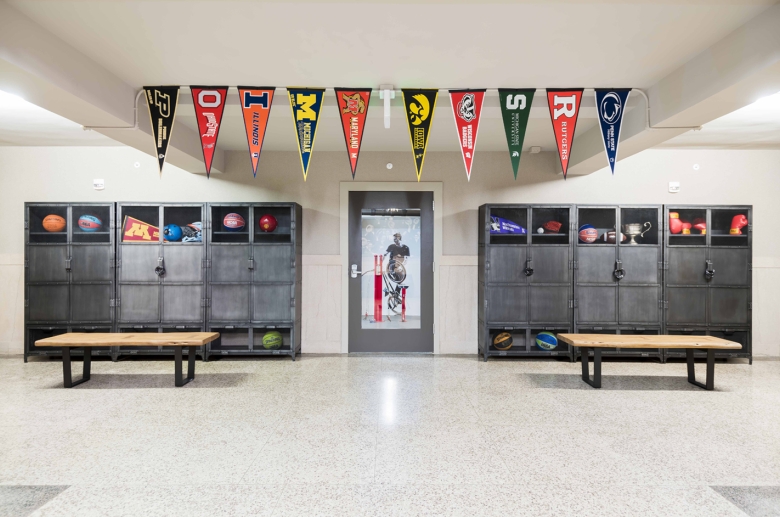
162,285,202,322
253,245,293,283
577,247,617,284
71,245,113,282
120,245,160,282
577,286,617,323
27,246,69,282
162,245,203,283
211,246,252,283
529,285,569,323
666,287,707,324
28,285,69,321
253,284,293,322
487,247,527,284
210,284,251,321
667,248,707,285
619,286,660,323
71,284,112,322
119,284,159,322
348,191,434,353
619,247,659,285
487,286,528,323
710,288,749,325
529,247,570,284
710,248,749,286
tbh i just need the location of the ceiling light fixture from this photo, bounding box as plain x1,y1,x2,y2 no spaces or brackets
0,90,33,110
379,85,395,129
753,90,780,109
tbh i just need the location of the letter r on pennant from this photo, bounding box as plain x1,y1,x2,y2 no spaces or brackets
553,95,576,119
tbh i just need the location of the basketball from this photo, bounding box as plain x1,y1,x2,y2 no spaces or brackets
223,213,245,232
492,332,513,351
77,214,102,232
578,224,598,243
42,214,66,232
258,214,278,233
262,330,283,350
163,224,182,242
535,331,558,351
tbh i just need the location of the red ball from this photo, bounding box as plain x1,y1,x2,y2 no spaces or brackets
258,214,277,233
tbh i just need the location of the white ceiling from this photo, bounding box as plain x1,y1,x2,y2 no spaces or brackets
1,0,778,152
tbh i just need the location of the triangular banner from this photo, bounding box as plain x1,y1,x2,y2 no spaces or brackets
144,86,180,176
498,89,535,179
334,88,372,179
190,86,227,178
546,88,584,179
238,87,275,178
402,89,438,182
449,89,485,181
288,87,325,181
595,89,631,174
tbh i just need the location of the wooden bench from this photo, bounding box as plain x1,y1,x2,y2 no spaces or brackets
558,334,742,390
35,332,220,388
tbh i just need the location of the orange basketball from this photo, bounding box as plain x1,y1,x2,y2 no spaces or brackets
42,214,66,232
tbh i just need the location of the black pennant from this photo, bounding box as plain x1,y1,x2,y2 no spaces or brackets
144,86,180,176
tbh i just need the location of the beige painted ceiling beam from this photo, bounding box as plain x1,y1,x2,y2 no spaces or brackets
566,2,780,177
0,1,223,175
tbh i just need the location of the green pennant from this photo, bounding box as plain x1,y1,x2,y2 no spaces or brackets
498,89,535,179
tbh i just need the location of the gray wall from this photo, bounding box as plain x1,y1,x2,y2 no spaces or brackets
1,146,778,355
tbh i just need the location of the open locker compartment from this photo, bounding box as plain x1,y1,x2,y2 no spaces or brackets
482,326,573,360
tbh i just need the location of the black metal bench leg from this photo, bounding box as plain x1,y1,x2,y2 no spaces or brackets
687,348,715,390
62,347,91,388
175,347,195,387
581,347,602,388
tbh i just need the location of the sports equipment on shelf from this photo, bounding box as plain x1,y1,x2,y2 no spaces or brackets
262,330,283,349
669,212,683,234
542,220,563,233
258,214,278,233
163,224,183,242
490,216,526,234
223,213,246,232
42,214,66,232
181,222,203,242
492,332,513,351
730,214,748,235
693,218,707,235
578,224,598,243
681,220,692,234
598,230,623,243
77,214,102,232
535,331,558,351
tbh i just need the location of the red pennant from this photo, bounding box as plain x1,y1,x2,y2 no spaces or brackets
547,89,583,179
334,88,371,179
449,90,485,181
190,86,228,178
238,87,275,177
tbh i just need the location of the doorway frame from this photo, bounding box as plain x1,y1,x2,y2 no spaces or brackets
340,182,443,354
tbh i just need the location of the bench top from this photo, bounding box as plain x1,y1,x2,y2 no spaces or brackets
558,334,742,350
35,332,220,347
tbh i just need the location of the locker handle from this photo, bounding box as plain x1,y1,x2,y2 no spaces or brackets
154,257,166,277
704,260,715,280
248,259,255,270
613,260,625,280
523,259,534,277
65,258,72,271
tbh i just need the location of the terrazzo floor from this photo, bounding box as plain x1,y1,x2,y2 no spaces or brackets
0,354,778,516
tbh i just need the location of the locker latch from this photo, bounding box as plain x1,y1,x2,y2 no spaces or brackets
523,258,534,277
65,258,72,271
248,259,255,270
568,300,578,308
613,260,625,280
155,257,166,277
704,260,715,281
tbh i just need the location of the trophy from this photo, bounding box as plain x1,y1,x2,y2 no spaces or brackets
621,222,651,245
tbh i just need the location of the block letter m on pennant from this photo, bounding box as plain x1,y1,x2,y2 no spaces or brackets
124,223,152,241
243,91,269,109
295,94,317,120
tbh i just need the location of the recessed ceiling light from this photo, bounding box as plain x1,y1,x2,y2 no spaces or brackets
753,91,780,109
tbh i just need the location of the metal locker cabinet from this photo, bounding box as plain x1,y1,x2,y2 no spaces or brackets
206,203,302,361
25,202,116,361
664,205,752,361
479,204,574,361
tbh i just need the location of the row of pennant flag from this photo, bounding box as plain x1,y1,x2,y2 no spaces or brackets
144,86,631,181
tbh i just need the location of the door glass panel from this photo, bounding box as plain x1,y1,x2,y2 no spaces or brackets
531,207,569,245
489,207,527,245
361,209,421,329
72,205,111,244
667,208,706,246
620,207,658,246
711,209,749,247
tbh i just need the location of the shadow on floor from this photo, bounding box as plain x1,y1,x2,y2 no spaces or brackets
711,486,780,516
524,373,728,391
0,486,68,517
43,373,249,389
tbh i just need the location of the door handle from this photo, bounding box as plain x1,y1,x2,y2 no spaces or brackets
704,259,715,280
613,260,625,280
523,259,534,277
350,264,362,278
154,257,166,277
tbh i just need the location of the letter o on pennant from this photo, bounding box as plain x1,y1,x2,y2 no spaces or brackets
198,90,222,108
